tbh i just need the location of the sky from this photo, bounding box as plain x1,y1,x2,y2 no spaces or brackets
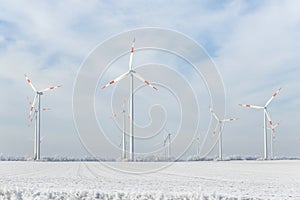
0,0,299,159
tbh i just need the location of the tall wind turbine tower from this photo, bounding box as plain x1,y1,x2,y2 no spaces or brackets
239,88,281,160
25,74,61,160
101,39,158,161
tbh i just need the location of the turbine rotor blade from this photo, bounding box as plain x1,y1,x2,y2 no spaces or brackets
122,98,127,111
239,104,264,109
265,88,282,107
209,107,220,121
29,94,38,116
101,72,129,89
41,108,51,111
271,128,276,134
40,85,62,93
271,121,280,133
221,117,238,122
131,71,158,90
128,38,135,70
24,74,37,92
212,123,220,136
272,122,280,129
264,109,273,126
28,111,37,126
27,96,32,105
109,112,119,119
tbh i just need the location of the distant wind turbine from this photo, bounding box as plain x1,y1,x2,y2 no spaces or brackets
239,88,281,160
25,74,62,161
121,98,127,161
101,38,158,161
269,121,280,159
265,113,281,159
196,137,200,157
163,130,171,160
210,107,238,160
110,98,129,161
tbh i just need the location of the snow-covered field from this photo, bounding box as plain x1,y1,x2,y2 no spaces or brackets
0,161,299,199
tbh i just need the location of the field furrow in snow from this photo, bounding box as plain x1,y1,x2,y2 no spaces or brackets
0,161,299,199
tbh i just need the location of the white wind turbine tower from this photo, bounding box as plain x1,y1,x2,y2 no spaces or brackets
121,98,127,160
210,107,238,160
101,38,158,161
239,88,281,160
25,74,62,161
196,137,200,157
163,130,171,160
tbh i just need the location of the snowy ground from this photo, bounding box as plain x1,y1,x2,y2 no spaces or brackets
0,161,299,199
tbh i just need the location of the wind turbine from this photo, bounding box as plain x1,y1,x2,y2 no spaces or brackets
196,137,200,157
163,130,171,160
239,88,281,160
210,107,238,160
265,112,281,159
269,121,280,159
110,98,128,161
101,38,158,161
25,74,62,161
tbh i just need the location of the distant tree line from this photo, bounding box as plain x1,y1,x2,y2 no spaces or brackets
0,154,299,161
